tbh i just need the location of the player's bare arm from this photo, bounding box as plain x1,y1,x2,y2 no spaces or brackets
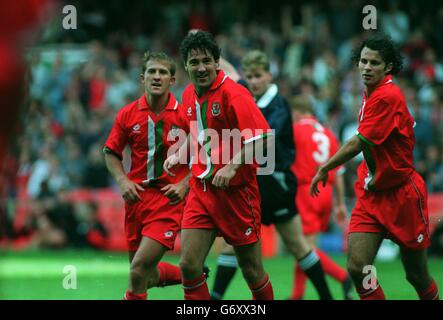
104,150,144,204
310,135,363,197
161,172,191,205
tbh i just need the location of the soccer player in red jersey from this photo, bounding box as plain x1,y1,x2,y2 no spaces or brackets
104,52,190,300
290,95,352,300
164,31,274,300
210,50,332,300
311,33,439,300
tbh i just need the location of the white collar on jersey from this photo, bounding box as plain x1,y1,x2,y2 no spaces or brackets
256,84,278,109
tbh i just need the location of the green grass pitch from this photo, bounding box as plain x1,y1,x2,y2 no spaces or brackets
1,249,442,300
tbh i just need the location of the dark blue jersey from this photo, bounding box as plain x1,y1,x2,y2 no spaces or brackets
255,84,295,172
238,81,298,220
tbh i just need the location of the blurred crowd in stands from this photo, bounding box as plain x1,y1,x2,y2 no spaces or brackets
1,0,443,250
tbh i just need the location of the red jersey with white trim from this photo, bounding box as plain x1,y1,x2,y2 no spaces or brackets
104,93,189,187
356,75,415,191
182,70,272,186
291,115,341,185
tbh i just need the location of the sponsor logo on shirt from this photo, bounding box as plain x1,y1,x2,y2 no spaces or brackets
164,231,174,238
211,103,221,116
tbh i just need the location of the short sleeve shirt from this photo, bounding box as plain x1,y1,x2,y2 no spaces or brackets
182,70,272,186
104,93,189,187
356,75,415,191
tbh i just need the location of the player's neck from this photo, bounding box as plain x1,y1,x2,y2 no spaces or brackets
147,93,169,114
195,86,209,97
255,84,271,101
365,75,389,97
365,84,378,97
294,113,312,123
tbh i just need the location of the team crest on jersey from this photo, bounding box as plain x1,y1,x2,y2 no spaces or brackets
211,103,221,116
170,125,181,137
187,106,192,117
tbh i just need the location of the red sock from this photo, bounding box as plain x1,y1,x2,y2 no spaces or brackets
123,291,147,300
291,264,307,299
417,280,439,300
248,274,274,300
316,249,348,282
357,284,386,300
157,262,182,287
183,273,210,300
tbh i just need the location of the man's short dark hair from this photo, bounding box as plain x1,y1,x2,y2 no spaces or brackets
179,30,221,63
142,51,176,76
351,32,403,75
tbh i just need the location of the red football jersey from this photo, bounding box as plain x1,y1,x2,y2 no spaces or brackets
182,70,272,186
104,93,189,187
356,75,415,191
291,115,341,185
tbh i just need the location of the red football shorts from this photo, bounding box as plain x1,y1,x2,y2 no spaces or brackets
182,177,262,246
296,184,333,235
349,171,431,250
125,187,184,251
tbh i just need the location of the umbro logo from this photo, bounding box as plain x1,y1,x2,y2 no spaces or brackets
417,233,424,243
133,124,141,132
187,107,192,117
245,227,252,236
164,231,174,238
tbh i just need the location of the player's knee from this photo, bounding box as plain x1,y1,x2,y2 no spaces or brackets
239,264,263,284
179,258,202,278
346,259,366,280
221,245,235,255
130,258,155,279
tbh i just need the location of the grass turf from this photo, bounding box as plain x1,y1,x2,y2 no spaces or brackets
0,249,442,300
